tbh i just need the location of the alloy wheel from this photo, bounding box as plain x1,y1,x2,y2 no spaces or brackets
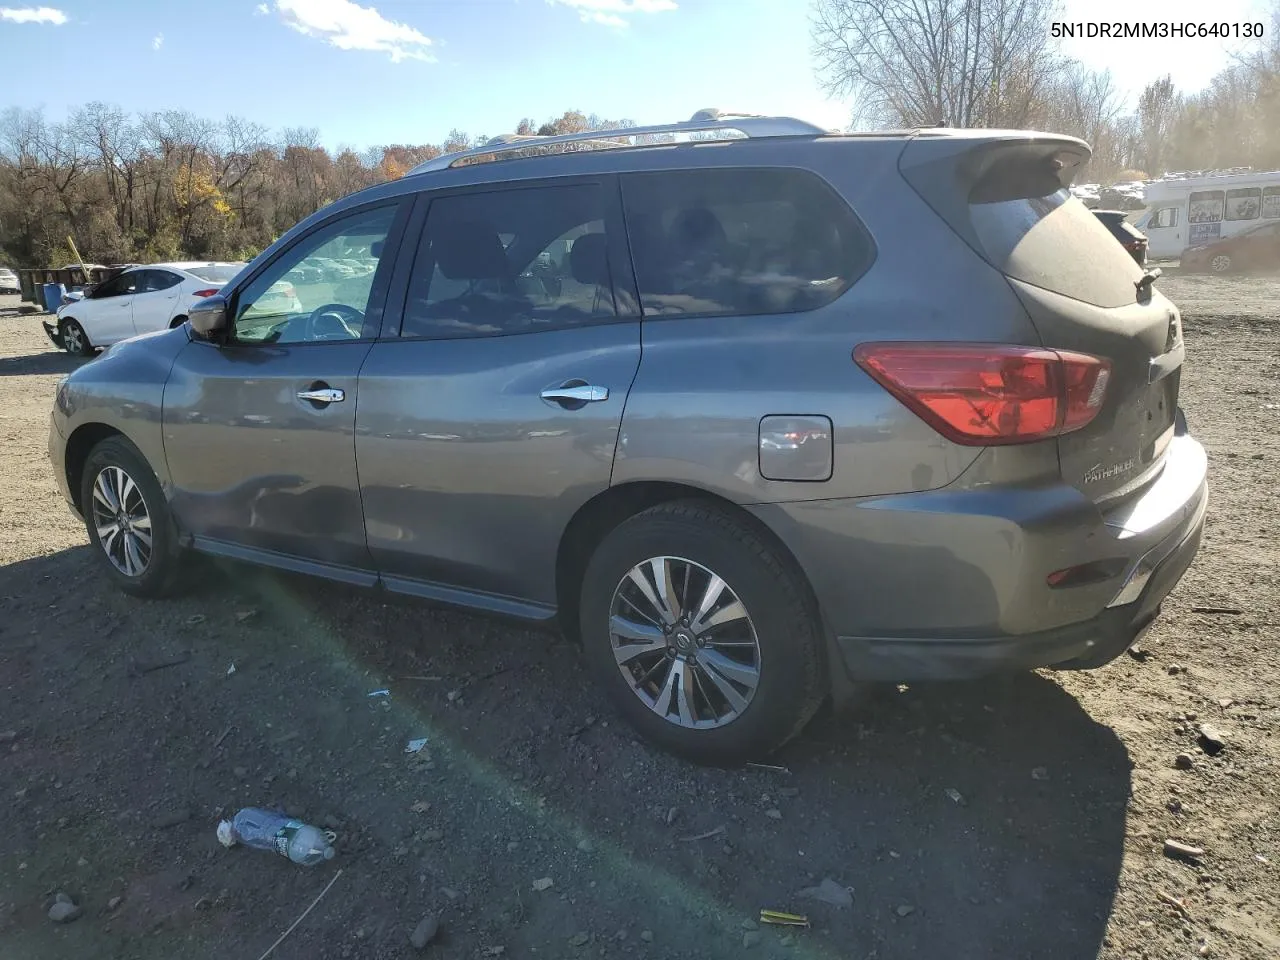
1211,255,1231,273
90,465,153,577
608,556,761,729
63,323,83,354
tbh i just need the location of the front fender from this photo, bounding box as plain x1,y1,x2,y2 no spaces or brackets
54,327,191,496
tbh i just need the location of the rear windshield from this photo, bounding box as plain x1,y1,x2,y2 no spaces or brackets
969,190,1144,308
185,264,243,283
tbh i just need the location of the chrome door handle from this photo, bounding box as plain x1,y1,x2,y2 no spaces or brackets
540,384,609,403
297,387,345,403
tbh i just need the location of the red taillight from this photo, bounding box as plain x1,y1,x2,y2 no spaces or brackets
853,343,1111,446
192,288,219,299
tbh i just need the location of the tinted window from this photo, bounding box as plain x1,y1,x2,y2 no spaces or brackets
186,263,244,283
968,190,1143,308
621,168,869,318
92,272,139,298
233,204,398,344
142,270,183,292
401,183,617,339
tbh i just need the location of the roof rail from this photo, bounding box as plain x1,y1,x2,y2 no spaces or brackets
407,108,830,175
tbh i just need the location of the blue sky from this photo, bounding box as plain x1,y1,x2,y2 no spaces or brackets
0,0,1272,150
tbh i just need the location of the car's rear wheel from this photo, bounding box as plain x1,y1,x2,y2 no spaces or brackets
59,318,93,356
1210,254,1232,274
579,501,825,766
80,436,188,598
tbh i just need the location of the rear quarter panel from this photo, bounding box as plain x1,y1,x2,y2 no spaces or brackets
613,138,1047,503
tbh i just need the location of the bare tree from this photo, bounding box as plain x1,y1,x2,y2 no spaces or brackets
811,0,1063,128
1135,76,1180,177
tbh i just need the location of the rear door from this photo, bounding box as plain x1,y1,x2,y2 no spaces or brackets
901,137,1183,503
355,178,641,614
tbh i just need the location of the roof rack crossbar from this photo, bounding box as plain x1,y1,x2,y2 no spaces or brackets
407,109,830,175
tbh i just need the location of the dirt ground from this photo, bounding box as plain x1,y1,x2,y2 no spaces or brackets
0,276,1276,960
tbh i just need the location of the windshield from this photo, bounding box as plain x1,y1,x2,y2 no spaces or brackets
185,263,244,283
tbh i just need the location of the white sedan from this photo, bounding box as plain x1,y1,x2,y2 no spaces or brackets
47,262,248,355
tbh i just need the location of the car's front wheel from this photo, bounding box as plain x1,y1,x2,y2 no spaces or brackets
579,501,826,766
59,318,93,356
80,436,188,598
1210,254,1233,274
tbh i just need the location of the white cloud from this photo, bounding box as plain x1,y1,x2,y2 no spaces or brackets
0,6,68,24
547,0,676,27
152,32,163,49
255,2,269,13
270,0,434,62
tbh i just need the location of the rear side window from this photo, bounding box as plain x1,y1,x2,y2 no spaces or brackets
621,168,871,318
968,190,1144,308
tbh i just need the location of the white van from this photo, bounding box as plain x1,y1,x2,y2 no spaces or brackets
1133,171,1280,259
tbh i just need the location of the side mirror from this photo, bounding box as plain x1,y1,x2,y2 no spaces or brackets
189,294,229,339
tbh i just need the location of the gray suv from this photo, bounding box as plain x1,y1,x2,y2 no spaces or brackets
49,111,1208,765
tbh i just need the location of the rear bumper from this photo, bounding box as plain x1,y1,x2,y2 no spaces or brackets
833,484,1205,679
746,421,1208,682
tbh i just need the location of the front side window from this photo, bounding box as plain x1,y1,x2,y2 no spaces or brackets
621,168,871,318
93,272,139,298
401,183,617,339
233,204,398,345
1149,207,1179,229
1225,188,1261,221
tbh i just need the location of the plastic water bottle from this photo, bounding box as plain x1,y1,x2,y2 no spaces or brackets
217,808,336,866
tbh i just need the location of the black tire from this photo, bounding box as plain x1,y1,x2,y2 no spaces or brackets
579,501,826,766
80,436,188,598
169,315,187,329
59,317,93,356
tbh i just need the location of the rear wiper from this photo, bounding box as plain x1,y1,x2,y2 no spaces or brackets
1136,267,1162,295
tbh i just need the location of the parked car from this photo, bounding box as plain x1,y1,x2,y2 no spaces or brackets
1180,220,1280,274
1093,209,1149,266
47,113,1207,765
46,262,249,355
0,266,18,295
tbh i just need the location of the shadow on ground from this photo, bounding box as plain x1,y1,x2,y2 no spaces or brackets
0,350,85,377
1,547,1131,960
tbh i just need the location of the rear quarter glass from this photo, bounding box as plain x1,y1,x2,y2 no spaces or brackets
969,191,1145,308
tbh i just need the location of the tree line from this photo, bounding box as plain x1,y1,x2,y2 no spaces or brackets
5,0,1280,269
812,0,1280,181
0,108,631,269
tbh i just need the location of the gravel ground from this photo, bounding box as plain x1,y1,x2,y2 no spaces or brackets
0,277,1276,960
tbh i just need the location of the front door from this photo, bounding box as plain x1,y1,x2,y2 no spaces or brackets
83,270,140,344
162,201,407,578
1143,205,1183,258
131,269,183,334
356,180,641,613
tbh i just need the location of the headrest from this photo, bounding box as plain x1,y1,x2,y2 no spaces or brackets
433,219,510,281
668,207,727,255
569,233,610,286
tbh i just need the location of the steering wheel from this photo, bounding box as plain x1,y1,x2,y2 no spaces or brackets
305,303,364,341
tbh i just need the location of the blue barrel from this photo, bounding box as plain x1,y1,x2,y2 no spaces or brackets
42,282,66,312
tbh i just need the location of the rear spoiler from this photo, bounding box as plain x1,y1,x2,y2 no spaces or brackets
898,133,1092,251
